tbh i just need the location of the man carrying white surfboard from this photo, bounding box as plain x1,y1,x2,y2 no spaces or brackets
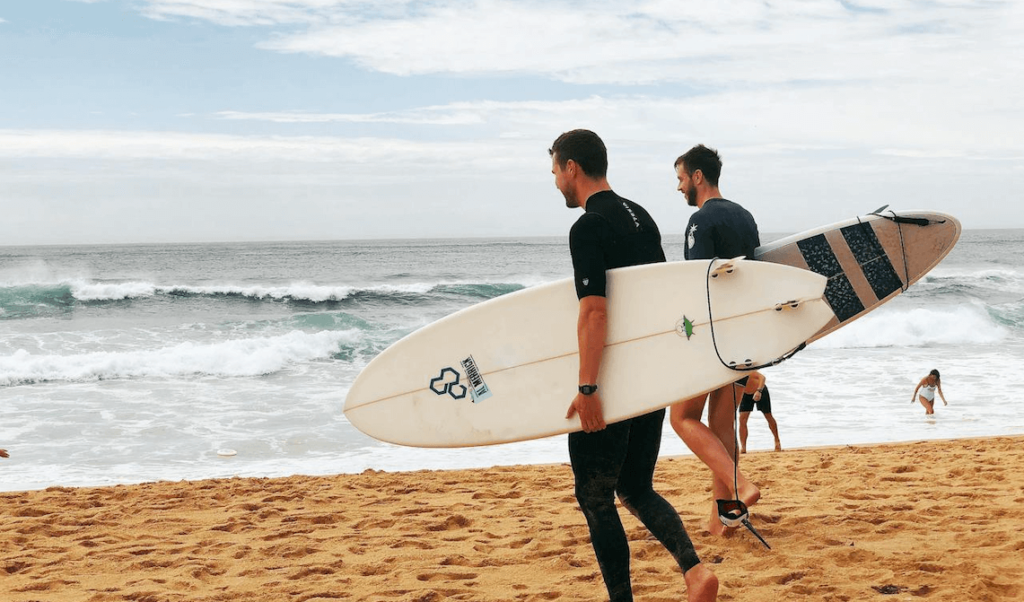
669,144,764,536
551,129,718,602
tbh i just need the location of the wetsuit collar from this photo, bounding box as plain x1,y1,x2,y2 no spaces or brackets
696,197,727,209
584,190,617,211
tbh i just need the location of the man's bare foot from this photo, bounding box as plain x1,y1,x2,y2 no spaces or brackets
774,440,782,452
706,481,760,535
740,446,747,454
684,563,718,602
707,502,734,535
707,502,745,536
707,517,729,536
739,482,760,508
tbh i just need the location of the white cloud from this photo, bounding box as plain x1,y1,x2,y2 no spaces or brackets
217,82,1024,160
133,0,1024,92
6,75,1024,165
0,126,491,163
216,109,486,126
138,0,412,26
0,129,546,178
5,1,1023,246
2,119,1021,246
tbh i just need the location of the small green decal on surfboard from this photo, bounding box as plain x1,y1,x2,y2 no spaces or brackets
676,316,695,340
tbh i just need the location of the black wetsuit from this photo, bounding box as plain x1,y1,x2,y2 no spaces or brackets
569,190,700,602
683,197,760,261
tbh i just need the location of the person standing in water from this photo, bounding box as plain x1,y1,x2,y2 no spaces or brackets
737,371,782,453
912,369,948,415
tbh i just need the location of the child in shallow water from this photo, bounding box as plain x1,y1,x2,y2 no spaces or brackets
912,369,947,415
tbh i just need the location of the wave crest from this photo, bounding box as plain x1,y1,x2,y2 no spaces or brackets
0,330,359,386
814,304,1008,349
1,279,529,316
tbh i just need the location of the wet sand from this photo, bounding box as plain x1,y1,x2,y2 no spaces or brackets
3,435,1023,601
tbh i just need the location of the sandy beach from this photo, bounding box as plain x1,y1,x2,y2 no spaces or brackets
3,435,1023,602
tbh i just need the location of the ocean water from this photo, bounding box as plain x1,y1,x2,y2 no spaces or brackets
1,230,1022,492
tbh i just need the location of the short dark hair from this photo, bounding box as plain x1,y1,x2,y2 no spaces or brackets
929,369,941,380
674,144,722,186
549,129,608,178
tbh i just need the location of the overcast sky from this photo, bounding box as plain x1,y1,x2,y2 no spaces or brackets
2,0,1022,246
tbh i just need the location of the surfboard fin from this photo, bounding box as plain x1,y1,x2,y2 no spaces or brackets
774,299,801,311
709,257,745,279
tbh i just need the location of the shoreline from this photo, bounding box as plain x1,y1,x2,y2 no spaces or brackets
4,429,1008,496
3,434,1023,601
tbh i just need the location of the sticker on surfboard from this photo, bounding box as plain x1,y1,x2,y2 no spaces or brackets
460,355,492,403
428,356,492,403
676,315,695,340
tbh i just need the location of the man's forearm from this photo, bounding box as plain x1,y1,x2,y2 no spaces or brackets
577,296,608,384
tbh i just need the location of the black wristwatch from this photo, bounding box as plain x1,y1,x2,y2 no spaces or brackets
578,384,599,396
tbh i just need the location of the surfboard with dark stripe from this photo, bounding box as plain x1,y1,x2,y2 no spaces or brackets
755,209,961,343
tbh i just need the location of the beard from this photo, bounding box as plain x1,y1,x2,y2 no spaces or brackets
563,189,580,208
684,183,698,207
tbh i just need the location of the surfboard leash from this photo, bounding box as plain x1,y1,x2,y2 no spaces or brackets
894,217,910,293
870,205,947,228
704,259,771,549
703,258,808,373
868,206,956,293
728,382,771,550
857,210,911,294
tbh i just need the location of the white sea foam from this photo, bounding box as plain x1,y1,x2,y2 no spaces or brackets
3,267,540,304
921,266,1024,294
158,282,359,302
813,304,1007,349
68,281,503,302
0,330,357,386
71,280,157,300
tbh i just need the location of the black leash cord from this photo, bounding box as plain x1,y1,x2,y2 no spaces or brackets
704,259,807,373
730,376,771,549
857,210,912,294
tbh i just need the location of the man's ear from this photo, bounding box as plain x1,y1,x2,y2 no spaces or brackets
691,169,703,185
565,159,578,178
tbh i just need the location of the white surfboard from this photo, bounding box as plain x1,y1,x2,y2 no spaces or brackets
755,208,961,343
344,259,833,448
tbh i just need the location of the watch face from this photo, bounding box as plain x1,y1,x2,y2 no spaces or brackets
579,385,598,395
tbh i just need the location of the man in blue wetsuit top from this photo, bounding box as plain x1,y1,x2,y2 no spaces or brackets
550,129,718,602
668,144,764,536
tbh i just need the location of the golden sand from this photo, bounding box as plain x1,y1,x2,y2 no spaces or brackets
3,435,1023,601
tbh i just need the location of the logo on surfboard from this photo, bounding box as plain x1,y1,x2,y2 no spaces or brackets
676,315,695,340
429,356,493,403
430,367,467,400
